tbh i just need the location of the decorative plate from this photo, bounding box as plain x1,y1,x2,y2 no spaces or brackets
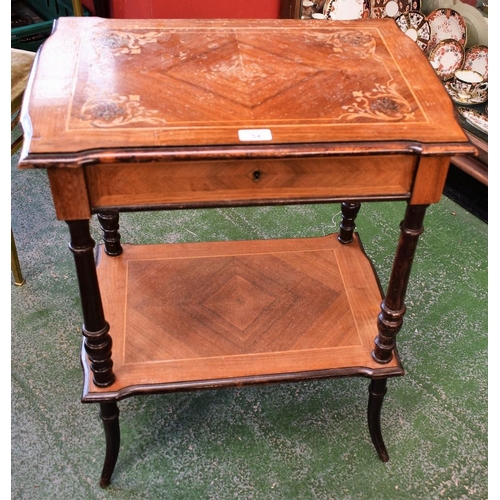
427,8,467,51
457,106,488,134
444,81,487,104
311,12,328,19
463,45,488,81
323,0,370,20
428,38,464,81
370,0,420,18
448,0,488,48
301,0,316,18
394,11,431,52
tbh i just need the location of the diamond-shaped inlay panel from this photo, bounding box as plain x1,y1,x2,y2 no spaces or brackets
164,39,323,113
203,275,276,332
123,249,362,364
71,25,422,131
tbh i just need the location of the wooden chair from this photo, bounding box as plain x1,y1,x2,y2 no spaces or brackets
11,48,36,286
71,0,84,16
11,2,83,286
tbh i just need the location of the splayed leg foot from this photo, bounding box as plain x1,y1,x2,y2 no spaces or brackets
367,378,389,462
99,402,120,488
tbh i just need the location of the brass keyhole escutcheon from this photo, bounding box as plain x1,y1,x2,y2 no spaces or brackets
252,170,261,181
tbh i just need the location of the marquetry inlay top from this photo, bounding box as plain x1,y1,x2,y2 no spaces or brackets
20,17,469,156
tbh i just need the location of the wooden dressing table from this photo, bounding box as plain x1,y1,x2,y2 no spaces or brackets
19,17,475,487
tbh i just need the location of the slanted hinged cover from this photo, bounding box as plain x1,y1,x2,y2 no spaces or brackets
20,18,472,159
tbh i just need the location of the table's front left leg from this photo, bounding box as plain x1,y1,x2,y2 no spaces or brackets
66,220,115,387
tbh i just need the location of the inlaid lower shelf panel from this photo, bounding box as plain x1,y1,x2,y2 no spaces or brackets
83,233,403,401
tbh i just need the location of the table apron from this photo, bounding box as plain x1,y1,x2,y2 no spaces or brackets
46,154,451,220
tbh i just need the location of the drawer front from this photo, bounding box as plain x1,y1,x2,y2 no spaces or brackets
85,156,417,210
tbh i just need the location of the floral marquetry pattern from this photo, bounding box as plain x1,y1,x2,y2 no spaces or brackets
338,81,415,121
62,21,433,138
81,94,168,127
94,30,162,55
330,29,377,58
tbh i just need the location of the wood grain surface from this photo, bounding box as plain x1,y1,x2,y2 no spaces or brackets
19,17,473,163
84,234,403,399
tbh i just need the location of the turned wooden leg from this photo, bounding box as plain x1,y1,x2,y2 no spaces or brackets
97,212,123,257
99,402,120,488
372,204,428,363
66,220,115,387
368,378,389,462
338,201,361,244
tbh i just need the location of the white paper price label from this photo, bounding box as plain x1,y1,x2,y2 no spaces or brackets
238,129,273,142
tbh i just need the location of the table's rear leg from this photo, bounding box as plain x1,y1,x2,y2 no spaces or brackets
99,402,121,488
338,201,361,244
367,378,389,462
337,201,391,460
97,212,123,256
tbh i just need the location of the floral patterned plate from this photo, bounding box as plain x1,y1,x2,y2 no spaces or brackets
394,11,431,52
323,0,370,20
428,38,464,80
463,45,488,81
370,0,420,18
457,106,488,134
427,8,467,52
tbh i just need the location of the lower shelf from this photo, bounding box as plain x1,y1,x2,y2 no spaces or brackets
82,233,404,402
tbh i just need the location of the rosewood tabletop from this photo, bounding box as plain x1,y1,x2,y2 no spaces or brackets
20,17,472,157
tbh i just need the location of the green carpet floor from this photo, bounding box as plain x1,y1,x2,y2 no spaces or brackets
11,150,487,499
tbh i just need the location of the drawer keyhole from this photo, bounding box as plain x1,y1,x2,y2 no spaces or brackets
252,170,261,181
